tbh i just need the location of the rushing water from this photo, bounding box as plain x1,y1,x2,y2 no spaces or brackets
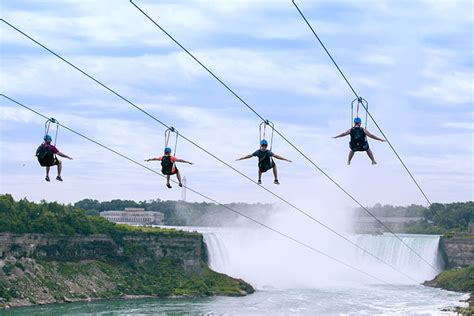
201,228,444,287
4,228,469,315
4,287,468,315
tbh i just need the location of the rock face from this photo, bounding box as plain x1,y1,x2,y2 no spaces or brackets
0,232,253,308
0,232,204,273
440,235,474,268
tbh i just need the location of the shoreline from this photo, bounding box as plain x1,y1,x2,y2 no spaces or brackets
2,291,253,310
423,266,474,315
2,286,468,312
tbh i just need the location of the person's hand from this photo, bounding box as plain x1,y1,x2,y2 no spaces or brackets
287,159,293,163
332,136,338,139
69,157,73,160
145,159,150,162
189,162,194,165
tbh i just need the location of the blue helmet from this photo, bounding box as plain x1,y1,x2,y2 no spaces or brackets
260,139,268,146
164,147,172,154
354,117,362,124
44,134,52,142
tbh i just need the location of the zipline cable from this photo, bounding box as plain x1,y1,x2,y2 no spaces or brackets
291,0,432,207
1,93,389,284
125,3,441,274
0,19,422,283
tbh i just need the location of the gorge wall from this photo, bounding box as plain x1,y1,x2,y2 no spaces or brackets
0,231,253,308
440,235,474,268
0,232,205,273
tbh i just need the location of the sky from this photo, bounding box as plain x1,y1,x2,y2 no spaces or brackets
0,0,473,208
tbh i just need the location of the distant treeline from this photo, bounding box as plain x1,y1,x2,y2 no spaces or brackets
415,202,474,233
354,203,426,217
0,194,117,236
356,202,473,234
0,194,197,237
74,199,275,226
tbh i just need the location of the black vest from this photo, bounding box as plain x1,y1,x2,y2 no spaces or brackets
350,127,369,151
257,150,275,172
37,144,55,167
161,155,174,175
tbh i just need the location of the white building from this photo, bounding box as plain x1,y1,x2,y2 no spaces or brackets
100,207,164,225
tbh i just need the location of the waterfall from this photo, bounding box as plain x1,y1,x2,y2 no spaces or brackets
349,233,444,283
203,232,230,272
201,228,443,288
352,234,443,270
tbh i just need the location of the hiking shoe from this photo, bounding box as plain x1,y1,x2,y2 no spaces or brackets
45,176,50,182
257,180,262,185
371,161,377,165
274,179,280,185
56,176,63,181
178,183,183,187
347,160,351,165
166,183,172,189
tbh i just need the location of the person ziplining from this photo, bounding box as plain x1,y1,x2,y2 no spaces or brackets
333,99,385,165
36,119,73,181
236,121,292,184
334,117,385,165
145,127,193,188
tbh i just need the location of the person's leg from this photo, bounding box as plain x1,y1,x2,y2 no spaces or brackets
56,160,63,181
45,166,50,181
257,169,262,184
366,149,377,164
348,150,355,165
273,165,278,182
176,170,183,186
166,175,171,187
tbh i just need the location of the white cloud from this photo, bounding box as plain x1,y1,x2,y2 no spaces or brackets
361,54,395,66
443,122,474,130
407,49,473,104
408,72,473,104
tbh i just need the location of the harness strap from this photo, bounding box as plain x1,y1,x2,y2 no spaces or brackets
351,97,369,129
259,120,275,151
164,127,179,159
44,118,59,145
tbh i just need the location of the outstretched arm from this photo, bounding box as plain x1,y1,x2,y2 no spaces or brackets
175,158,193,165
273,154,292,162
365,129,386,142
145,157,161,162
333,129,351,138
57,151,73,160
236,154,253,161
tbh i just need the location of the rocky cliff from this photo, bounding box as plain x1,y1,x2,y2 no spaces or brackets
0,231,253,308
440,235,474,268
0,232,205,273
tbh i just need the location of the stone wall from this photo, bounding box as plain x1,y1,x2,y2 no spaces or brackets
440,235,474,268
0,232,205,273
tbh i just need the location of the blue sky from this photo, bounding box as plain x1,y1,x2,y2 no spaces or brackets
0,0,472,207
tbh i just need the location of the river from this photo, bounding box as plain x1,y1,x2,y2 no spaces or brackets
3,286,467,315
